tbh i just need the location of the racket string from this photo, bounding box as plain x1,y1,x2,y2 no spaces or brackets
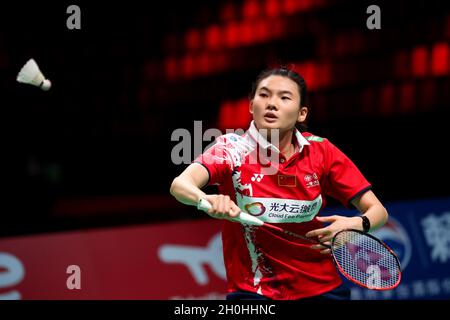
332,231,401,290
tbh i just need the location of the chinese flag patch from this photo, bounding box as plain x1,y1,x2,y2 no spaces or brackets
278,175,297,187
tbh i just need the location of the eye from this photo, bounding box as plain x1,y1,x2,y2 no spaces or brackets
259,93,268,98
281,96,291,100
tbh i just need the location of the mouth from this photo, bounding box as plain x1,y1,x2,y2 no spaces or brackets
263,112,278,123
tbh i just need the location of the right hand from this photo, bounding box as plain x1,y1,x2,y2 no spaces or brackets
202,194,241,220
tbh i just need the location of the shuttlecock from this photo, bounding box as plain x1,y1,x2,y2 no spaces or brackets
16,58,51,91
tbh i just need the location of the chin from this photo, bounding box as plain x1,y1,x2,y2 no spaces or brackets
255,119,279,130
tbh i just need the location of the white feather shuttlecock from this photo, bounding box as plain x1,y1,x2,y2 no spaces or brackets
16,59,51,91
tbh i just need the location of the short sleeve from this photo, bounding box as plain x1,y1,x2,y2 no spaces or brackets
193,136,232,186
322,140,372,208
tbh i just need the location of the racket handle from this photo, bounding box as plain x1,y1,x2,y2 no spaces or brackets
197,198,264,226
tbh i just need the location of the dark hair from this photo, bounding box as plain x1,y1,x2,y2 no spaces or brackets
249,67,310,131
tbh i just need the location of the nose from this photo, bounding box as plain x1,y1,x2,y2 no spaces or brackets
267,98,278,110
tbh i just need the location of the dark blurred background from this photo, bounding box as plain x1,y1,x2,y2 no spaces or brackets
0,0,449,237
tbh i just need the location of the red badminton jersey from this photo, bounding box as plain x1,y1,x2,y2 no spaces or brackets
195,122,371,299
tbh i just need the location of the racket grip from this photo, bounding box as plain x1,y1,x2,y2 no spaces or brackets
197,198,264,226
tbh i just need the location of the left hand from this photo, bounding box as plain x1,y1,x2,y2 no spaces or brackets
305,215,361,254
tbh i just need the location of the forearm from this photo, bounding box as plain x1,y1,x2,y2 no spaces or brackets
359,204,388,232
350,191,389,232
170,176,206,206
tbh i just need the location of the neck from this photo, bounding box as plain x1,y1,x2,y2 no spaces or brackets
266,128,295,158
253,122,297,158
278,130,295,158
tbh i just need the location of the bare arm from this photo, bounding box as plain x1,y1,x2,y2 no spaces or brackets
170,163,209,206
351,190,388,232
170,163,240,218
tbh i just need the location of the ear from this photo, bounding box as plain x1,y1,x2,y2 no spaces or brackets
249,100,254,114
297,106,308,122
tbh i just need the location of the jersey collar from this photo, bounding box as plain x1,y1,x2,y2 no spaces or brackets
247,121,310,154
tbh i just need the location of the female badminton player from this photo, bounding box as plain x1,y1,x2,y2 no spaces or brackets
170,67,388,300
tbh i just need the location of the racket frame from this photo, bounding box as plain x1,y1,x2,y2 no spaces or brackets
330,229,402,291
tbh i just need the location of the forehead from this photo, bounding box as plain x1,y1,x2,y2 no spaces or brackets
257,75,299,95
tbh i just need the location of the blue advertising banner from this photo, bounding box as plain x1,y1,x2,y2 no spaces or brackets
324,197,450,300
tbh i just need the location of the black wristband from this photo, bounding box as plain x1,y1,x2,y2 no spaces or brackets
360,215,371,233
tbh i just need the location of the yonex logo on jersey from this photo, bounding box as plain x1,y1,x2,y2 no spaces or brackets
251,174,264,182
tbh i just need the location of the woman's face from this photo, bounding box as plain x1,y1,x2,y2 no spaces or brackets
250,75,308,135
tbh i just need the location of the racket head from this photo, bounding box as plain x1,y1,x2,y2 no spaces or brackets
331,229,402,290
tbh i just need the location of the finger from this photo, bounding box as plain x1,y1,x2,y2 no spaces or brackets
218,195,227,214
210,195,219,213
229,203,241,218
306,228,331,238
215,195,223,213
321,235,333,243
311,244,327,250
211,198,222,216
204,196,214,214
320,248,332,255
223,195,231,214
316,215,338,223
321,241,331,248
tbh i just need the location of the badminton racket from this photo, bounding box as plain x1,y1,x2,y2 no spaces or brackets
197,198,401,290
